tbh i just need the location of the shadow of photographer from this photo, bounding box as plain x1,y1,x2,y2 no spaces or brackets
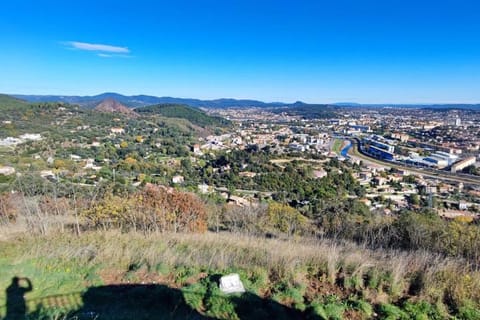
3,278,320,320
75,284,212,320
5,277,33,320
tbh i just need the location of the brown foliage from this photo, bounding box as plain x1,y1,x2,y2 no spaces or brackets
0,193,18,223
137,184,207,233
83,184,207,233
39,196,72,216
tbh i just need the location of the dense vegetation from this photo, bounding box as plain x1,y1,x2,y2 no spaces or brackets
0,94,29,109
270,103,338,119
136,103,231,128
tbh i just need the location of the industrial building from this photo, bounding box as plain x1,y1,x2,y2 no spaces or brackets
368,145,395,161
424,157,448,169
349,125,371,133
422,152,458,169
451,156,476,173
433,151,459,165
362,136,396,161
404,151,460,169
406,158,437,168
367,140,395,153
391,132,409,142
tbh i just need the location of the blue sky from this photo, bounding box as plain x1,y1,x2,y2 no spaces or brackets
0,0,479,103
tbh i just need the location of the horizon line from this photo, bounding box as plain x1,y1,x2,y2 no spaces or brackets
5,92,480,106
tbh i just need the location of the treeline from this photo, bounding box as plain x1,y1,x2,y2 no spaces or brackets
2,174,480,264
212,198,480,263
312,203,480,263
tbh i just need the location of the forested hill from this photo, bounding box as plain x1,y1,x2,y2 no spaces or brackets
136,103,231,127
271,102,339,119
0,94,29,110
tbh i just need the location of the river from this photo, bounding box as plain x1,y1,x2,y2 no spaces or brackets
340,141,352,158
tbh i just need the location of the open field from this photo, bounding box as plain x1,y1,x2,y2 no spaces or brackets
331,139,344,155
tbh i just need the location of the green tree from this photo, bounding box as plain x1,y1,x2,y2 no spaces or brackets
261,202,309,236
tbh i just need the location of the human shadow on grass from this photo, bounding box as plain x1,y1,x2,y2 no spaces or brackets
73,284,212,320
73,282,321,320
3,281,322,320
5,276,33,320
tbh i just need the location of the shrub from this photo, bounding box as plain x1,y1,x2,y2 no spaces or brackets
349,298,373,318
0,192,18,223
82,184,207,233
403,301,443,320
458,302,480,320
309,295,347,320
259,202,310,236
378,303,408,320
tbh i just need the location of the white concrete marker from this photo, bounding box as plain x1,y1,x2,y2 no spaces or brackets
219,273,245,294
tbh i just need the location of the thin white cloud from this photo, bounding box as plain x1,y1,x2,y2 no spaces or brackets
66,41,130,53
97,53,133,59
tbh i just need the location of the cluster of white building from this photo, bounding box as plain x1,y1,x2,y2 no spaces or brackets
0,133,42,147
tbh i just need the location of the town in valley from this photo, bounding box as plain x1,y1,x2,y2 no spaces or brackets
2,95,480,221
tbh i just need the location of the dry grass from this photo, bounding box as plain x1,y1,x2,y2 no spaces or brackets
2,229,478,310
0,228,479,320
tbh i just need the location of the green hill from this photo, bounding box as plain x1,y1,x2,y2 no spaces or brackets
0,94,29,110
136,103,231,127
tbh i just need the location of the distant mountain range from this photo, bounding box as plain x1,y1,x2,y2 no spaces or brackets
13,92,289,109
8,92,480,110
332,102,480,110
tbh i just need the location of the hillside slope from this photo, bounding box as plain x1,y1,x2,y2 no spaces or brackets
136,103,231,127
95,98,138,117
0,94,29,110
1,231,478,319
